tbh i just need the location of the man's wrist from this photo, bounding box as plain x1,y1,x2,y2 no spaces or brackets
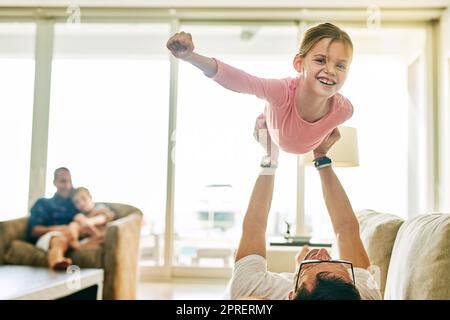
313,151,327,160
260,166,277,175
260,154,278,175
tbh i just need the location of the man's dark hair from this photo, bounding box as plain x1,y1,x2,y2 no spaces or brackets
293,271,361,300
53,167,70,181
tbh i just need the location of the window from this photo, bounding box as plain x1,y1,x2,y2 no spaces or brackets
0,23,35,220
173,24,299,267
45,23,170,265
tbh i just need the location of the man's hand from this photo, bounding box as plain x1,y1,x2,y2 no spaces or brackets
253,113,279,163
166,32,195,60
295,245,310,269
80,224,102,237
313,127,341,159
51,225,75,242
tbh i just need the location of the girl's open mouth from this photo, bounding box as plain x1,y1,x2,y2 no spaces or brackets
317,77,336,86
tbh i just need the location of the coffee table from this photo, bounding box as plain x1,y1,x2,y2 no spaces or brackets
0,265,104,300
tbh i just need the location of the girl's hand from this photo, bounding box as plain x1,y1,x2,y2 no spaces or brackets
166,32,195,60
74,213,87,224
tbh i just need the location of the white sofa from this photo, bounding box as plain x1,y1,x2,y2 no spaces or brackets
357,209,450,299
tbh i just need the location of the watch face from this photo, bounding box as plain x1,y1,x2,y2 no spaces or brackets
261,155,272,167
314,156,331,168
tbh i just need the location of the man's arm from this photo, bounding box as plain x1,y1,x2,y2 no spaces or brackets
235,173,275,262
314,129,370,269
28,199,72,239
235,116,279,262
31,225,70,239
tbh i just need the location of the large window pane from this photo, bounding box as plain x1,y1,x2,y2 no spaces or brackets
46,23,170,266
174,24,298,268
0,23,35,220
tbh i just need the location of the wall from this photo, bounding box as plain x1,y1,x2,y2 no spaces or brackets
438,4,450,211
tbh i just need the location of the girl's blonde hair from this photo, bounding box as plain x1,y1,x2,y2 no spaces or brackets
72,186,92,199
298,22,353,58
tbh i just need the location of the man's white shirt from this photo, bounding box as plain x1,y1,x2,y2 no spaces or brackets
225,255,382,300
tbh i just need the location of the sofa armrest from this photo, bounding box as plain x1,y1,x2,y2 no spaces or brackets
0,217,28,265
102,213,142,300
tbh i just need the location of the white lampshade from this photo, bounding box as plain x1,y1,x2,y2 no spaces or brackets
299,126,359,167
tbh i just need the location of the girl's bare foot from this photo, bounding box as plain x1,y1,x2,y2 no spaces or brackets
49,256,72,270
48,236,72,270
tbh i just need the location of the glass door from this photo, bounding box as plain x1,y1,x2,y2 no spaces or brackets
46,22,171,266
0,23,36,221
173,24,299,271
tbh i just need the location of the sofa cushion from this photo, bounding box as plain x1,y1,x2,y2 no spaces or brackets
0,218,28,265
68,247,103,268
384,213,450,299
4,240,47,267
4,240,103,269
356,209,404,297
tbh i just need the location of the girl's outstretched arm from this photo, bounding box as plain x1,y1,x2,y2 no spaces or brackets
185,52,218,78
167,32,218,77
167,31,288,106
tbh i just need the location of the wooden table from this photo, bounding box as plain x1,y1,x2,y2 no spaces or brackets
0,265,104,300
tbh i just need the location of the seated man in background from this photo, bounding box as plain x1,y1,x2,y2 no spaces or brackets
27,167,100,269
227,117,381,300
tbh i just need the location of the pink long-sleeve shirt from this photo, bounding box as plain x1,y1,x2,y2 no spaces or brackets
211,59,354,154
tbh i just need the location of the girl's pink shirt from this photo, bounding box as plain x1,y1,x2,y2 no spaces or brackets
210,59,353,154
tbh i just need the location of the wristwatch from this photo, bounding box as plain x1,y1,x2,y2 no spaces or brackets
314,156,332,170
260,155,278,168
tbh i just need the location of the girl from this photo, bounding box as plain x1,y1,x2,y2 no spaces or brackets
69,187,115,249
166,23,354,164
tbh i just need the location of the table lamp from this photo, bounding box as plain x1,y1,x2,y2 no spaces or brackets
299,126,359,167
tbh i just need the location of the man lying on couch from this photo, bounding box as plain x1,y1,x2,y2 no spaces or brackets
227,117,381,300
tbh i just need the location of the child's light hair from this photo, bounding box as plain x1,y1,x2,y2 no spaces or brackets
298,22,353,59
72,186,92,199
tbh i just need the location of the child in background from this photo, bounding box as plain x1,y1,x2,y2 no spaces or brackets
167,23,354,165
69,187,115,249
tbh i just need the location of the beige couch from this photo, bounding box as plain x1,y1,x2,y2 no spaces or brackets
357,209,450,299
0,203,143,300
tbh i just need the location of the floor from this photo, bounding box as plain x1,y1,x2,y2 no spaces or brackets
137,278,229,300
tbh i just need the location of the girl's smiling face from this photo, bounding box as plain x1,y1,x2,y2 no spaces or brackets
294,37,352,98
73,190,94,213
